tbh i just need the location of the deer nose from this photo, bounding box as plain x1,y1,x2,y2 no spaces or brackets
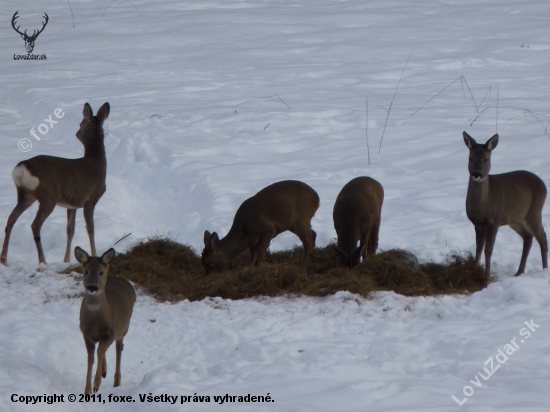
86,285,98,293
471,172,483,180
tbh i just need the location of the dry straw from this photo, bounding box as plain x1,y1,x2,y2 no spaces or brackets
64,237,486,302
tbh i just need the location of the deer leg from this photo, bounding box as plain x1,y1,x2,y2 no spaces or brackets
250,232,275,266
515,234,533,276
483,225,498,286
114,339,124,387
359,230,369,261
31,200,56,264
84,338,95,395
368,216,381,256
292,224,315,273
1,190,36,265
533,227,548,270
101,354,107,378
93,337,114,393
63,209,77,263
83,202,97,256
474,225,486,266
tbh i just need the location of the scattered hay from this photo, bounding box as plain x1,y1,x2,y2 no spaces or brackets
63,237,486,302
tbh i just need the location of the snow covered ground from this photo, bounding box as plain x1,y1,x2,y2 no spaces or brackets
1,0,550,410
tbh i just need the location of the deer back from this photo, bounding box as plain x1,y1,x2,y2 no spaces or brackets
231,180,319,236
333,176,384,255
203,180,319,268
11,102,109,207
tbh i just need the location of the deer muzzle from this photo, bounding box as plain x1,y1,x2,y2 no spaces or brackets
86,285,99,294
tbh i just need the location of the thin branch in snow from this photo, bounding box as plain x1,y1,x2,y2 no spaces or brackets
234,95,291,109
379,52,411,153
366,97,370,165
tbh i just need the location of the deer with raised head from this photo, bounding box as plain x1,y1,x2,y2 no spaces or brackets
463,132,548,285
1,102,110,265
333,176,384,268
202,180,319,273
11,11,49,54
75,246,136,395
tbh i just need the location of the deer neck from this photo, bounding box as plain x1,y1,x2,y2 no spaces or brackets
82,290,108,314
83,130,107,164
219,229,251,261
466,175,491,214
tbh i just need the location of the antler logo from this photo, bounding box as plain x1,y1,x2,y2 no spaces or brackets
11,11,49,54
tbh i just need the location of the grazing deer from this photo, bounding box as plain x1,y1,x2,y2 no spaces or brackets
75,246,136,395
1,102,110,265
202,180,319,273
463,132,548,284
11,11,49,54
333,177,384,267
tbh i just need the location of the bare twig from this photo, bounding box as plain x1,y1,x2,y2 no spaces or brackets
411,76,479,117
67,1,75,28
523,109,550,137
234,95,291,109
114,233,132,245
496,85,499,133
263,123,271,131
468,85,497,126
469,107,491,126
460,77,480,117
521,32,550,48
366,97,370,165
378,52,411,153
101,0,143,20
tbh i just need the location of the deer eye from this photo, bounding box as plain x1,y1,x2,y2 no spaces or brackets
483,159,488,163
99,271,104,276
469,157,473,162
84,270,89,275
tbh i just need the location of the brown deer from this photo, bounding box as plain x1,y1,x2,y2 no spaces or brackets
333,177,384,267
75,246,136,395
463,132,548,285
202,180,319,273
1,102,110,265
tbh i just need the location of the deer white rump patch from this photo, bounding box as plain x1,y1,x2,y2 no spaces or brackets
12,164,39,190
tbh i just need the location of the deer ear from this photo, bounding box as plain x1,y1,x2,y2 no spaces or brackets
101,248,116,265
210,232,220,249
204,230,212,247
486,134,499,150
463,132,477,149
96,103,110,123
74,246,89,264
83,103,93,120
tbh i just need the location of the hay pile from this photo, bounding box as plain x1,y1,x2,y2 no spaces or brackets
65,237,486,302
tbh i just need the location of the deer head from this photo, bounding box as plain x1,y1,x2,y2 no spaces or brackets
11,11,49,54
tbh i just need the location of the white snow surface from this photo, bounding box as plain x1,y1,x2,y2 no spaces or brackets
1,0,550,410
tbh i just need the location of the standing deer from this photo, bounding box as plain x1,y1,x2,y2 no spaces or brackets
463,132,548,285
202,180,319,273
333,176,384,268
1,102,110,265
75,247,136,395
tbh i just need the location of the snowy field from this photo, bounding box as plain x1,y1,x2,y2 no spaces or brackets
1,0,550,410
